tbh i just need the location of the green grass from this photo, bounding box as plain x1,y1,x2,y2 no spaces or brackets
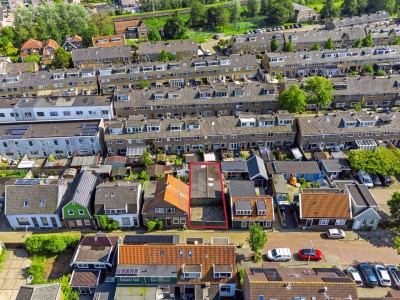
0,248,6,272
0,170,28,178
300,0,344,13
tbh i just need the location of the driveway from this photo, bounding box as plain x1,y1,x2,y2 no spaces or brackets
369,176,400,219
0,248,30,300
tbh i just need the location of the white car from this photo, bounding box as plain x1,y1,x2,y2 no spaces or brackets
358,170,373,188
204,49,211,56
346,267,363,286
374,265,392,286
326,228,346,239
266,248,292,262
388,265,400,289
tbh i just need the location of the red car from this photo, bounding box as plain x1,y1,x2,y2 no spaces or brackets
298,249,323,261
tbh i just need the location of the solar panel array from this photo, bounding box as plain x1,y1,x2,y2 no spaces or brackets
116,268,139,275
0,125,30,140
76,123,98,136
250,268,283,281
15,179,42,185
123,235,179,245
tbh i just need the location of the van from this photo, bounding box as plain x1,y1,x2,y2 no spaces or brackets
266,248,292,262
357,170,373,188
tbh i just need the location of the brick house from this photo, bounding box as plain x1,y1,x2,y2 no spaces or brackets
20,39,43,58
113,19,149,39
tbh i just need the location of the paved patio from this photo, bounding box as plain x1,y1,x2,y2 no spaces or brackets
0,248,30,300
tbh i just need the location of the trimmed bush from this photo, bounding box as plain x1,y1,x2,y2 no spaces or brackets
25,235,79,256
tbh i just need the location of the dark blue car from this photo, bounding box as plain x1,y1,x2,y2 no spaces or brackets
358,263,378,287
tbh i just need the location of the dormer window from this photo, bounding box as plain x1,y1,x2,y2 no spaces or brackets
269,57,283,62
154,93,164,100
39,200,46,207
127,126,142,133
240,117,256,127
142,66,153,72
213,265,232,278
215,91,227,98
82,70,95,77
200,92,212,98
168,93,179,99
235,200,252,216
259,120,274,127
343,119,356,128
220,59,231,65
235,90,244,97
24,200,29,207
278,119,293,126
182,265,201,278
99,69,112,76
66,72,79,78
170,124,182,131
208,61,218,66
53,73,64,80
256,200,267,216
187,123,200,130
117,95,129,102
147,125,161,132
248,36,256,42
359,121,374,127
235,37,244,43
5,76,18,83
109,127,123,134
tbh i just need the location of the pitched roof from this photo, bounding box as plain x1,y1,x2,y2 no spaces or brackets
71,45,132,62
221,161,248,173
104,155,126,165
94,181,141,214
21,39,43,50
92,34,126,48
247,155,268,180
273,161,321,174
72,235,119,264
5,179,67,215
345,183,378,208
44,39,59,49
62,171,99,209
138,40,198,56
328,10,390,28
229,180,256,197
114,19,145,34
16,283,61,300
118,243,236,284
300,192,352,219
70,270,100,288
142,175,189,213
70,35,82,42
146,164,172,177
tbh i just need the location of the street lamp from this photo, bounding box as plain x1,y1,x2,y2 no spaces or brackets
308,240,313,265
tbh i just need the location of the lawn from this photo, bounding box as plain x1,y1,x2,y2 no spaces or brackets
303,0,344,13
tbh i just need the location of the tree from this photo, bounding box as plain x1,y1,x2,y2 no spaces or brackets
268,0,294,24
247,0,261,17
230,0,241,22
392,37,400,45
207,7,229,27
189,1,207,27
388,192,400,223
260,0,269,14
341,0,359,16
248,223,267,262
347,148,400,175
394,236,400,254
148,28,161,41
283,39,294,52
89,12,115,36
163,11,187,39
277,85,307,113
158,49,170,61
0,41,19,57
139,170,150,182
141,151,153,167
362,34,374,47
320,0,338,19
23,55,41,64
139,80,150,89
271,39,279,52
352,38,363,48
376,69,386,76
304,76,333,113
362,64,373,73
367,0,396,15
44,235,67,254
310,43,320,51
324,37,334,49
146,219,157,231
52,47,72,69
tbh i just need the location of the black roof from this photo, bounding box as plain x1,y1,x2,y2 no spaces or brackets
123,235,179,245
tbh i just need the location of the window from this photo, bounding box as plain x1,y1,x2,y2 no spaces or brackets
335,219,346,225
23,200,29,207
166,208,175,214
155,208,164,214
76,220,83,226
188,250,192,258
258,296,265,300
63,111,71,116
39,200,46,207
180,218,186,224
179,250,184,258
84,220,91,226
173,218,179,224
77,263,88,268
68,210,74,215
54,140,58,146
160,250,165,256
17,217,30,226
78,210,85,215
94,264,104,268
220,285,231,293
50,112,58,116
318,219,329,225
122,217,130,226
120,277,132,282
36,112,45,117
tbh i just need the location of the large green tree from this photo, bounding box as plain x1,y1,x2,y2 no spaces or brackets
89,12,115,37
141,150,154,167
324,37,334,49
207,7,229,28
230,0,241,22
278,84,307,113
260,0,269,14
283,39,294,52
320,0,338,19
304,76,333,112
248,223,267,261
353,38,363,48
163,11,187,39
157,49,170,61
52,47,72,69
347,148,400,175
367,0,396,14
268,0,294,24
388,192,400,223
148,28,162,41
189,1,207,27
341,0,359,16
362,34,374,47
247,0,261,17
271,39,279,52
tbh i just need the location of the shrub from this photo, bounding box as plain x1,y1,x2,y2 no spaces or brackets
97,215,120,231
47,154,56,162
238,242,243,248
27,256,46,284
253,251,262,263
146,220,157,231
25,235,80,256
299,178,307,185
0,248,6,272
239,268,245,288
44,235,67,255
157,220,164,230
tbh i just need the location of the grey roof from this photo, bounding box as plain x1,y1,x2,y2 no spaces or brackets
93,281,116,300
229,180,256,197
63,171,99,209
272,174,289,194
143,181,157,202
111,167,129,177
190,163,222,199
117,264,177,277
321,158,351,172
94,181,141,214
81,165,112,175
71,156,99,167
16,284,61,300
247,155,268,180
327,11,390,28
256,199,267,211
114,286,160,300
284,28,366,45
273,161,321,174
221,161,248,173
235,200,252,210
72,45,132,62
139,40,198,56
346,183,378,207
5,180,67,215
292,2,314,11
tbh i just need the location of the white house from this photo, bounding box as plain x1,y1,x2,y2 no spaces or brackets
5,178,67,228
94,181,142,228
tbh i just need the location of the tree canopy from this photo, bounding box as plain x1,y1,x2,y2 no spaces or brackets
271,39,279,52
230,0,241,22
388,191,400,224
163,12,187,39
268,0,294,24
248,223,267,254
304,76,333,112
320,0,338,19
189,1,207,27
148,28,162,42
52,47,72,69
141,151,153,167
278,85,307,113
247,0,261,17
283,39,294,52
347,148,400,175
324,37,334,50
362,34,374,47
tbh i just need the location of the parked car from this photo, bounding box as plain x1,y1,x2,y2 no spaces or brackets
370,173,381,186
326,228,346,239
358,263,378,287
266,248,292,262
293,24,299,28
298,23,303,28
378,174,393,186
387,265,400,289
298,249,323,261
358,170,373,188
374,265,392,286
213,34,220,40
204,49,211,56
346,267,363,286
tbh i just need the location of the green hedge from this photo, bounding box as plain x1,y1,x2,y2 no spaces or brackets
25,235,80,256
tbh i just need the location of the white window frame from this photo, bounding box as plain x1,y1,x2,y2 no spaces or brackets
318,219,329,225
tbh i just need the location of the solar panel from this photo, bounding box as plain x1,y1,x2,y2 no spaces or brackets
264,268,283,281
15,179,42,185
7,125,29,130
123,235,179,245
322,277,353,283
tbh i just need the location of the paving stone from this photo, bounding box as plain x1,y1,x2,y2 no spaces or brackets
0,290,14,300
2,279,16,289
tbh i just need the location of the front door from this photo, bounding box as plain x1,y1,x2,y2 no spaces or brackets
31,217,39,228
354,219,362,230
166,218,171,226
306,219,313,228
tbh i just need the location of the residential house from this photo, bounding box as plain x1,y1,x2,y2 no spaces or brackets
70,270,101,295
94,181,142,228
271,174,289,203
113,19,149,39
116,240,237,298
320,158,351,180
16,283,62,300
296,111,400,151
142,174,189,228
262,46,400,78
272,161,322,181
325,10,390,30
63,35,83,52
0,120,104,159
230,32,285,54
20,39,43,58
366,24,400,45
189,162,228,228
296,188,353,229
292,3,320,23
243,266,358,300
42,39,59,64
345,183,380,230
229,180,274,229
5,178,67,229
71,45,132,68
2,60,39,75
104,155,126,168
221,155,268,187
92,34,126,48
139,40,198,61
61,171,100,229
104,114,296,156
